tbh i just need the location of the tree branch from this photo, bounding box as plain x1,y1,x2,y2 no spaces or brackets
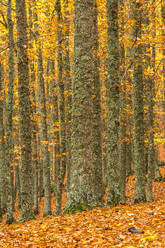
0,0,15,11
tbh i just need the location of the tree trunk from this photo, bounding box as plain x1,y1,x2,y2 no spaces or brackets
162,0,165,124
55,0,67,215
5,0,15,224
132,1,146,203
32,2,52,216
16,0,34,221
92,0,104,203
65,0,103,213
106,0,120,205
63,0,72,193
37,48,52,216
0,62,7,215
28,3,39,215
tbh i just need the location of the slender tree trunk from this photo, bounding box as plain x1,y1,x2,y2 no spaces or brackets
28,4,39,215
126,108,133,177
106,0,120,205
37,48,52,216
161,0,165,146
32,2,52,216
154,147,163,181
63,0,72,192
46,59,61,198
15,164,21,209
118,0,127,203
146,79,155,201
16,0,34,221
132,1,146,203
55,0,67,215
144,2,155,201
46,59,54,188
38,137,44,200
0,62,7,216
5,0,15,224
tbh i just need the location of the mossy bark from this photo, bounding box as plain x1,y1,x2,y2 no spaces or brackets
55,0,67,215
118,0,127,203
126,106,133,177
46,60,54,186
161,0,165,136
132,1,146,203
38,137,44,201
92,0,105,203
146,78,155,202
28,3,39,215
65,0,103,213
37,49,52,216
16,0,34,221
15,164,21,209
146,8,156,201
106,0,120,206
119,66,127,203
0,62,7,215
4,0,15,224
63,0,72,192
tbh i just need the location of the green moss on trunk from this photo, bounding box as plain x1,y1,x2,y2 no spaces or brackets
106,0,120,206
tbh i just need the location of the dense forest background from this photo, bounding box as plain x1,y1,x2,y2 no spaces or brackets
0,0,164,227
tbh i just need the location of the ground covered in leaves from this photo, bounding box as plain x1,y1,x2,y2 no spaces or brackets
1,167,165,247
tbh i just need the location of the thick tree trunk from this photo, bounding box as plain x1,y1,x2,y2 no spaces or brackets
65,0,103,213
92,0,105,203
16,0,34,221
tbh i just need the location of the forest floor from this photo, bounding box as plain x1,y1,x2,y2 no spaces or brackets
0,165,165,247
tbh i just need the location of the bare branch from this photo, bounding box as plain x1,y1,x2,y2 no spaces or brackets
0,9,8,28
0,0,15,11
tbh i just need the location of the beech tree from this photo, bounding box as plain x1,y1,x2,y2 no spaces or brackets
106,0,120,205
5,0,15,224
33,0,52,216
55,0,66,215
65,0,104,213
0,61,6,218
0,0,164,224
131,0,146,203
16,0,34,221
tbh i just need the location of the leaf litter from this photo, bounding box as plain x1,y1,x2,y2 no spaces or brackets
0,167,165,247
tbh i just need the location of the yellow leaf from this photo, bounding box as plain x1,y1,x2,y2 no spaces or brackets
41,225,47,229
140,235,158,242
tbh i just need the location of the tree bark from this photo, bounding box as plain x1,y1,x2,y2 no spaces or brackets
106,0,120,205
16,0,34,221
55,0,66,215
65,0,103,213
132,1,146,203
